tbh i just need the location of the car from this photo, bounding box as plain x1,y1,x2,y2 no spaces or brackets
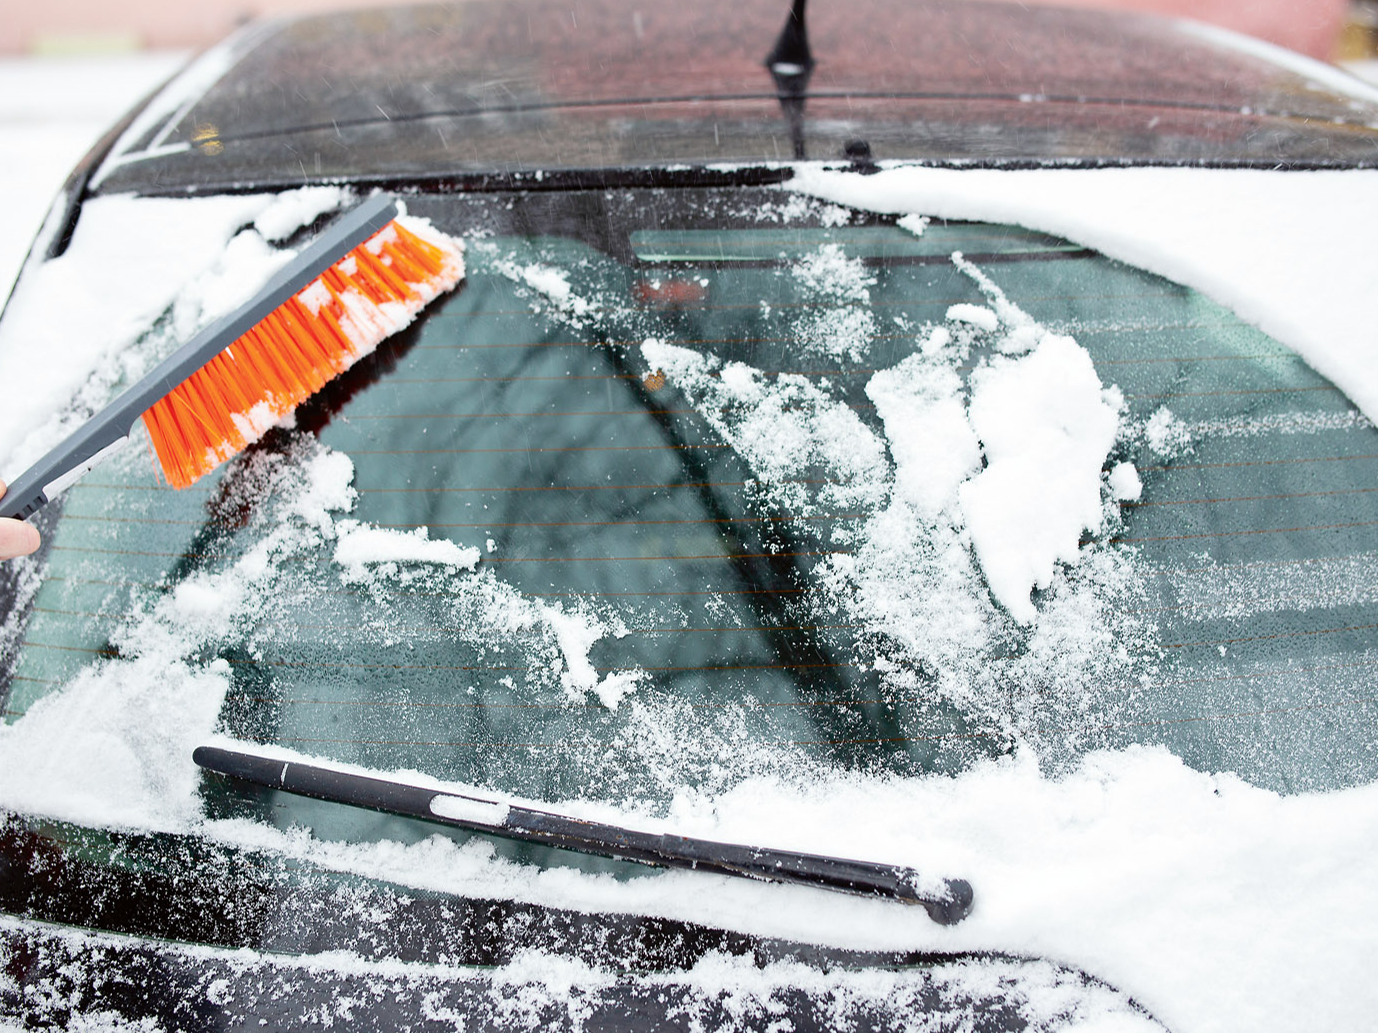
2,0,1377,1029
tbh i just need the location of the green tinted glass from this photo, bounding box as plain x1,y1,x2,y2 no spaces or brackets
7,196,1376,865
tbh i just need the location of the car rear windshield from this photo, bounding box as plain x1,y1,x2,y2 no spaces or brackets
4,185,1376,863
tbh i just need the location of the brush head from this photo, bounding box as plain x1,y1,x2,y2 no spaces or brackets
141,216,464,489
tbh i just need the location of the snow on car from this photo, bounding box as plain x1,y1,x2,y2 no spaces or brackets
2,1,1377,1030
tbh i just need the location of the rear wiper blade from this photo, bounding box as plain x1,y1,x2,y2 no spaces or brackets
194,743,973,925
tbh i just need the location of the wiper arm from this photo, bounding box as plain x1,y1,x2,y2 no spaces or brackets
194,744,973,925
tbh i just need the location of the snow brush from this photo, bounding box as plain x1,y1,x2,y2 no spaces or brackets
0,194,464,520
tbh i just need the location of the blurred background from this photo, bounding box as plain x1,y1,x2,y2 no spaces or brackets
2,0,1378,295
1,0,1372,59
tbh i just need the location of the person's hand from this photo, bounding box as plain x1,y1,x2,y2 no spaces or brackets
0,480,41,560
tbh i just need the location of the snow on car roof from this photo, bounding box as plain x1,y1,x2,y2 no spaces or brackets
788,164,1378,428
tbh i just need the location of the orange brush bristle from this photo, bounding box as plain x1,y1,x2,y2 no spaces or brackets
141,218,464,488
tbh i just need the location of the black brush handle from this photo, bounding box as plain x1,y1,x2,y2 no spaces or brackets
194,744,973,925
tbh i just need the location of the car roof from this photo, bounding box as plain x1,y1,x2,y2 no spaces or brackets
90,0,1378,195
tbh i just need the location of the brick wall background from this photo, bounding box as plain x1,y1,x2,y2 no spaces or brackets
0,0,1356,61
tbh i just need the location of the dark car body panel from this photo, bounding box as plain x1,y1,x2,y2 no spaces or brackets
0,810,1164,1030
93,0,1378,196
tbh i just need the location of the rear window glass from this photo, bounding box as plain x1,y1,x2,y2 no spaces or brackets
4,188,1376,863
